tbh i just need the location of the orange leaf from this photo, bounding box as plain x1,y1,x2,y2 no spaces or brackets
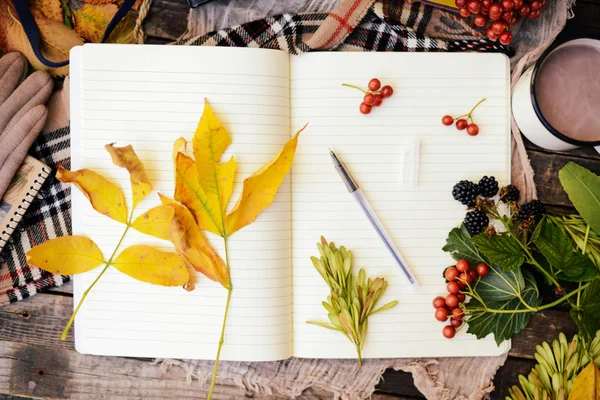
26,235,105,274
112,245,189,287
28,0,63,22
73,3,117,43
131,205,174,241
226,127,304,234
105,143,152,208
57,166,128,224
159,194,228,287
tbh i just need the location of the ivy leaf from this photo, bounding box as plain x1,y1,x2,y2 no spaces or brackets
572,279,600,344
466,269,539,345
57,166,128,224
534,219,599,282
112,245,189,286
105,143,153,208
442,224,487,266
131,205,174,241
567,362,600,400
559,162,600,236
471,233,525,271
26,235,105,274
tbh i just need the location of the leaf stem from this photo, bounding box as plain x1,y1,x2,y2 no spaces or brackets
207,237,233,400
355,343,363,366
342,83,369,94
61,222,131,340
577,225,591,307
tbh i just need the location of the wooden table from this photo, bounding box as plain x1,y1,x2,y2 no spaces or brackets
1,2,599,398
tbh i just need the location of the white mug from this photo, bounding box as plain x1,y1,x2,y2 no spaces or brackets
512,38,600,151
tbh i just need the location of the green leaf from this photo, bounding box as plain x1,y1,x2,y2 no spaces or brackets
534,219,599,282
442,224,487,266
475,264,526,302
572,279,600,344
559,162,600,236
466,269,539,345
471,233,525,271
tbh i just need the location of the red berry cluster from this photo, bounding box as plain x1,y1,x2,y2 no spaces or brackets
455,0,548,44
442,98,486,136
432,258,489,339
343,78,394,115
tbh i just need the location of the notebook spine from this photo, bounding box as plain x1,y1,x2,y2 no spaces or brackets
0,166,50,244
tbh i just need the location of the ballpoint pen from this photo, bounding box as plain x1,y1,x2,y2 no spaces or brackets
329,149,420,291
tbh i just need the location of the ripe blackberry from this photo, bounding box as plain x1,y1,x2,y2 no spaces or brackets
478,176,499,198
518,200,544,222
464,210,489,235
452,180,479,207
500,185,520,203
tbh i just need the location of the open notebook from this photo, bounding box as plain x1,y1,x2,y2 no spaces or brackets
70,44,511,360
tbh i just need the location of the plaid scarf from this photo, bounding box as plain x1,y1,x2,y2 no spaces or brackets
0,0,508,306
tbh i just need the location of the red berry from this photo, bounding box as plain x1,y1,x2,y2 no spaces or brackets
456,119,468,130
460,272,474,285
372,94,383,106
518,5,530,15
435,307,449,322
513,0,522,7
360,102,372,114
480,6,489,15
455,0,467,7
447,281,461,294
451,318,463,328
456,279,466,290
381,85,393,98
499,31,513,45
530,0,541,10
451,308,464,320
507,17,517,27
458,7,471,17
469,270,478,281
528,9,540,19
445,266,460,282
433,296,447,309
482,0,491,7
491,20,506,34
368,78,381,91
456,259,470,273
502,11,513,21
489,3,502,15
467,123,480,136
489,11,501,21
363,93,375,105
473,14,489,27
501,0,514,10
457,292,466,303
467,0,481,13
446,294,459,308
442,115,454,126
477,263,490,277
443,325,456,339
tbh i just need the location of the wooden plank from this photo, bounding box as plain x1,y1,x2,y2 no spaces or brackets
49,281,73,295
376,370,425,398
143,0,189,40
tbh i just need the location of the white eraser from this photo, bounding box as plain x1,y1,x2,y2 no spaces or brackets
397,139,420,190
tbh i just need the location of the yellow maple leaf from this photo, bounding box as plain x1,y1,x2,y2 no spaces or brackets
26,235,105,274
131,205,174,241
73,3,117,43
57,166,128,224
105,143,152,208
159,194,228,287
112,245,189,286
568,362,600,400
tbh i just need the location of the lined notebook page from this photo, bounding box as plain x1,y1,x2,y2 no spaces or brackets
289,52,511,358
71,45,294,360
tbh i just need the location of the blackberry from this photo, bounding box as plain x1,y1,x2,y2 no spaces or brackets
452,180,479,207
464,210,489,235
478,176,499,198
499,184,520,203
518,200,544,222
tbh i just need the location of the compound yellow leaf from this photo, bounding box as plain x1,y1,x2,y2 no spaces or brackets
26,235,105,275
105,143,152,208
568,362,600,400
159,194,228,287
174,152,223,236
57,166,128,224
193,100,236,215
132,205,174,241
226,127,304,235
112,245,189,287
73,3,117,43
